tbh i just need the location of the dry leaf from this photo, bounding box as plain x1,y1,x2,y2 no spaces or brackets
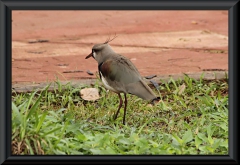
210,90,214,97
178,83,186,95
195,127,199,134
147,104,153,108
80,88,100,101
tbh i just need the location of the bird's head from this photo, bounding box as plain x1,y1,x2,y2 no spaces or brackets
85,35,118,64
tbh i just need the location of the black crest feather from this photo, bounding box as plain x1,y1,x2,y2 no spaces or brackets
104,34,118,44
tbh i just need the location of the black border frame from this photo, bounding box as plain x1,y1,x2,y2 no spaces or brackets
0,0,239,164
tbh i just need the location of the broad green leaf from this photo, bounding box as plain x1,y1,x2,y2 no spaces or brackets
76,133,87,142
212,139,221,150
172,134,183,146
200,116,206,126
208,136,214,145
195,135,202,149
67,149,83,155
207,124,215,145
214,99,220,107
136,138,148,148
197,133,208,142
119,138,131,145
182,130,193,144
149,140,159,148
167,147,177,154
219,123,228,132
53,149,66,155
207,124,213,137
12,102,21,124
199,146,208,153
90,149,103,155
105,146,117,154
220,139,228,148
206,146,214,153
130,133,139,142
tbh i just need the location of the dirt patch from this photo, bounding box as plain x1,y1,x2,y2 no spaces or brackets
12,10,228,84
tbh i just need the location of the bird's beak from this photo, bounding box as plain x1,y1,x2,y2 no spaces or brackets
85,52,93,59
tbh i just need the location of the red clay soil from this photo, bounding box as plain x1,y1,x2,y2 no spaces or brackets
12,10,228,84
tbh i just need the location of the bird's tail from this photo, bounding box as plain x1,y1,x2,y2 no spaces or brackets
126,79,158,101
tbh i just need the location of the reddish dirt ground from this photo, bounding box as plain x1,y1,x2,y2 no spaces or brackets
12,10,228,84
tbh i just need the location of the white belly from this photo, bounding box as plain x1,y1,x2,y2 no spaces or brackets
100,72,118,93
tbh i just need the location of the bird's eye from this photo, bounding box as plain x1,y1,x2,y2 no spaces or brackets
93,49,99,52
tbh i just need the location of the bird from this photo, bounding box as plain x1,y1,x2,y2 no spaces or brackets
85,36,159,125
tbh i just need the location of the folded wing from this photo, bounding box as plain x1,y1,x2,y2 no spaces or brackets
99,56,157,101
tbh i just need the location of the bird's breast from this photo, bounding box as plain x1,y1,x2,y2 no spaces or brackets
100,72,119,93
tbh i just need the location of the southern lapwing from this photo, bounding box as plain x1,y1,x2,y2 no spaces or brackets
85,37,159,125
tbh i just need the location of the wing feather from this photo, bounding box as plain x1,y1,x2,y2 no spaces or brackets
99,55,157,100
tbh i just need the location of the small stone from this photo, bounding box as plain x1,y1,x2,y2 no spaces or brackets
145,75,157,79
191,21,198,24
87,70,94,75
150,80,159,89
28,40,38,43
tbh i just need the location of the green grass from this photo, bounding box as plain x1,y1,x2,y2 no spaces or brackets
11,75,228,155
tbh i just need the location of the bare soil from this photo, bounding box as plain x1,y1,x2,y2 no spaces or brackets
12,10,228,84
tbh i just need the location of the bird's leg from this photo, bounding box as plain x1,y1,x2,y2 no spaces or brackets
114,93,123,120
123,94,127,125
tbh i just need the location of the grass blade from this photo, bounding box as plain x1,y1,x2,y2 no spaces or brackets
26,93,42,120
35,112,48,133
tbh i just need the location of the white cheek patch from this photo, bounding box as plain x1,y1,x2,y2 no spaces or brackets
93,51,96,58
